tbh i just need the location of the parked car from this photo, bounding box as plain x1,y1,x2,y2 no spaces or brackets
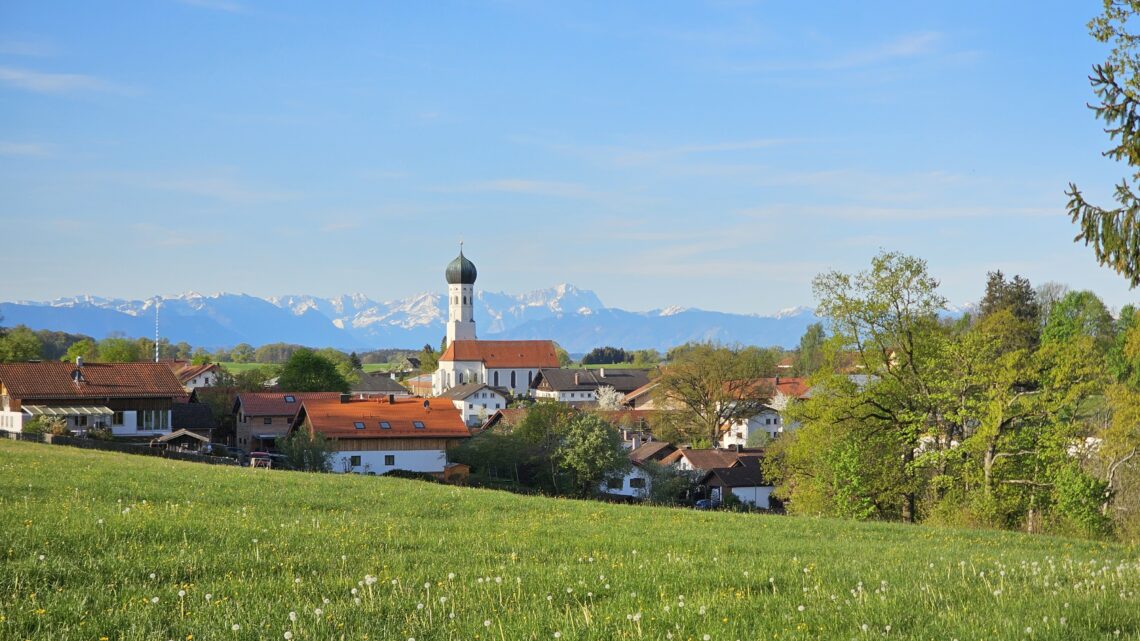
248,451,292,470
693,499,720,510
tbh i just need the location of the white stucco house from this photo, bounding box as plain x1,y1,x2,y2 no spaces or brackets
439,383,509,426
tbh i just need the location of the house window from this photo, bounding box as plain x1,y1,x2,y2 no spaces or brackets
629,478,646,489
284,395,296,403
75,415,88,427
511,371,516,388
350,455,361,467
495,403,500,409
528,371,533,385
112,411,124,426
384,454,395,466
354,421,365,430
379,421,391,429
606,478,623,490
493,371,499,386
413,421,425,429
264,417,273,425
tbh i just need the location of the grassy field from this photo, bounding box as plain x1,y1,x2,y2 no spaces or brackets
216,362,396,374
1,440,1138,640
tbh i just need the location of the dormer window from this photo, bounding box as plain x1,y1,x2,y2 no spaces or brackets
284,395,296,403
413,421,425,429
379,421,391,429
354,421,365,430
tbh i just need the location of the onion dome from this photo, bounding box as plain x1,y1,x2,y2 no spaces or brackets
445,248,477,285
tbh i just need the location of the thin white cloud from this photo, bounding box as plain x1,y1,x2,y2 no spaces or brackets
0,38,57,57
466,179,601,200
0,65,125,94
110,171,298,204
177,0,247,13
0,141,52,157
728,31,945,73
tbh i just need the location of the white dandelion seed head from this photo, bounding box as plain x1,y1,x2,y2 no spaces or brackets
151,597,159,604
797,605,805,612
289,611,297,622
284,632,293,640
484,619,491,627
314,608,323,616
205,594,213,601
448,573,456,580
232,624,240,631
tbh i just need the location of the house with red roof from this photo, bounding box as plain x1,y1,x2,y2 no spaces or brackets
233,391,341,451
290,396,470,475
166,361,221,392
0,359,188,437
718,377,811,448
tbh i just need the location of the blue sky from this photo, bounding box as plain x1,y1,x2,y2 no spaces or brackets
1,1,1137,315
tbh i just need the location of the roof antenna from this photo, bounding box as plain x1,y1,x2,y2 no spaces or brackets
154,297,160,363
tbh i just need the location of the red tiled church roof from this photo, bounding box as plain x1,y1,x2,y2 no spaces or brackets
440,340,560,369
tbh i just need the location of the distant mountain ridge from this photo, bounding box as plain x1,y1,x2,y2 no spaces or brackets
1,285,822,352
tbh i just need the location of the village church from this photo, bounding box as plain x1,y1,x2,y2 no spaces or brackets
431,248,560,396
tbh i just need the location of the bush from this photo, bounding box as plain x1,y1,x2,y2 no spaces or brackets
23,416,71,436
87,426,114,441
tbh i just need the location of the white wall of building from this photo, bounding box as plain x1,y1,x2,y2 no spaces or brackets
0,410,25,432
534,389,596,403
452,389,507,426
446,283,476,345
487,367,538,396
332,449,447,475
720,410,783,448
729,485,773,509
601,466,652,498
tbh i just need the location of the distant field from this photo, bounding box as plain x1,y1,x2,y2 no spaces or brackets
216,361,270,374
1,439,1138,640
579,362,657,370
218,362,396,374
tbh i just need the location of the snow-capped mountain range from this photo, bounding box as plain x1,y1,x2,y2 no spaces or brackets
0,284,823,352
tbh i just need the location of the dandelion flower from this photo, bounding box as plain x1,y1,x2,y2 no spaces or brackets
484,619,492,627
797,605,805,612
284,632,293,640
151,597,159,604
314,608,323,617
205,594,213,601
178,590,186,598
231,624,240,631
289,612,297,622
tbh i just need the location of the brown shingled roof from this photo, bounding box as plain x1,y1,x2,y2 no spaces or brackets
235,392,341,417
440,340,560,369
0,361,187,399
660,448,743,471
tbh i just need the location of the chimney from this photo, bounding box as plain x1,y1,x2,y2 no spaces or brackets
388,394,396,405
339,393,351,404
76,356,84,369
599,368,606,378
775,376,780,386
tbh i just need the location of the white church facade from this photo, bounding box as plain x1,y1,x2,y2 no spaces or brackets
431,248,560,397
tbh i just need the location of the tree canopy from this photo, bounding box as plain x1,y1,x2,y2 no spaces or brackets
275,348,350,393
1067,1,1140,285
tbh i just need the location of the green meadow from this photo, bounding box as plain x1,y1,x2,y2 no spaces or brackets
1,440,1137,641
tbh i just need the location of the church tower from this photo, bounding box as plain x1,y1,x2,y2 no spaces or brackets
445,245,477,346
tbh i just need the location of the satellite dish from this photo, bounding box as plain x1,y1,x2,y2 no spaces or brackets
423,399,430,409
